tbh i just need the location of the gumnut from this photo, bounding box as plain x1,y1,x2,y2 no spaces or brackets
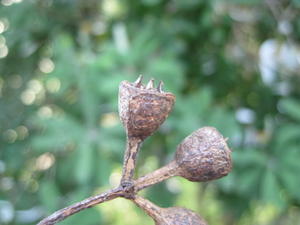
134,127,232,191
132,195,208,225
175,126,232,181
118,75,175,140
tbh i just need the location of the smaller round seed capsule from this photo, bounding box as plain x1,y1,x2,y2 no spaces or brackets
134,127,232,191
132,195,208,225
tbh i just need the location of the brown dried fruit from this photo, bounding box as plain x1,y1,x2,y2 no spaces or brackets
118,75,175,140
132,195,208,225
134,127,232,191
175,126,232,182
119,76,176,185
38,76,232,225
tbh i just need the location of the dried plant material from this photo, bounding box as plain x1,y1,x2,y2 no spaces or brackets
37,187,124,225
119,76,175,185
121,137,143,186
38,76,233,225
118,76,175,140
175,126,232,182
135,127,232,191
132,195,208,225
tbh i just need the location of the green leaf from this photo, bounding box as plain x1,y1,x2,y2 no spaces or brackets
279,98,300,122
280,147,300,171
274,124,300,151
31,117,83,152
233,149,267,167
206,107,239,137
261,169,285,208
75,141,94,184
96,154,112,186
38,180,60,213
277,167,300,200
238,167,262,196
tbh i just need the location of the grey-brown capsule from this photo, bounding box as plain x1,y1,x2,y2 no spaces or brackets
119,76,175,140
134,127,232,191
132,196,208,225
175,126,232,182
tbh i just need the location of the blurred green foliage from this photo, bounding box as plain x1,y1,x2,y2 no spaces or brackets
1,0,300,225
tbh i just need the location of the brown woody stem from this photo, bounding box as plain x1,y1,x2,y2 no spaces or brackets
37,187,124,225
134,160,179,192
121,137,142,186
38,156,180,225
131,195,162,220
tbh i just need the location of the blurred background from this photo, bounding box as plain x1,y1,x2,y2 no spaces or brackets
1,0,300,224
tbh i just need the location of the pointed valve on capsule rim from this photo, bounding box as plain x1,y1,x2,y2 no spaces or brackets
134,75,143,87
157,81,164,92
146,78,155,89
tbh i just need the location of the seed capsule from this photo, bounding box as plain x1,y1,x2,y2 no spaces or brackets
134,127,232,191
132,195,208,225
119,76,175,140
175,126,232,182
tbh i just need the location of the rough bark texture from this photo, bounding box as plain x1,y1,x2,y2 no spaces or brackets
121,137,142,185
37,187,123,225
134,161,179,192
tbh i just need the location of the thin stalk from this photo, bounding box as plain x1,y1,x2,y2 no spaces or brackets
134,160,179,192
37,187,124,225
121,137,142,186
131,195,162,220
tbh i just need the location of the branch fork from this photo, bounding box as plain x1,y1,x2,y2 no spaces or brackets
38,76,232,225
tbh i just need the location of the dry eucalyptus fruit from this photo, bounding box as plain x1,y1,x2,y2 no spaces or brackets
38,76,232,225
132,195,208,225
119,76,175,185
134,126,232,191
175,126,232,181
118,75,175,140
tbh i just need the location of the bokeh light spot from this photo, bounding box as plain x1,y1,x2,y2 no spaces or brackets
0,21,5,34
102,0,122,18
0,35,5,46
39,58,55,74
0,200,14,223
46,77,61,93
100,112,119,128
235,107,255,124
28,79,43,94
20,90,35,105
0,45,8,58
166,178,182,194
0,177,14,191
3,129,17,143
1,0,13,6
16,126,29,140
35,153,55,171
109,170,121,187
37,106,53,118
